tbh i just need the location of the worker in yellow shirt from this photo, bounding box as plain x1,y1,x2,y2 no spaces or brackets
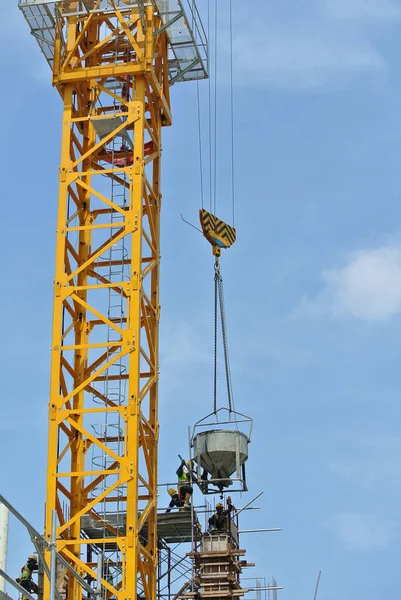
16,555,39,600
176,459,194,506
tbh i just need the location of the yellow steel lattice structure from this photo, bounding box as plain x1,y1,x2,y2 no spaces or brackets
48,5,166,599
17,1,206,598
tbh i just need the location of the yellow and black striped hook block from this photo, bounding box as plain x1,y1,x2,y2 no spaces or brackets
199,209,236,256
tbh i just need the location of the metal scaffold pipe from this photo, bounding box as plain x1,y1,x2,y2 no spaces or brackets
236,491,264,516
49,510,57,600
313,571,322,600
0,567,36,600
238,529,281,534
0,503,9,594
246,587,283,592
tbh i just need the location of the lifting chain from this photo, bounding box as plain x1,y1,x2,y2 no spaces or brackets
213,257,233,413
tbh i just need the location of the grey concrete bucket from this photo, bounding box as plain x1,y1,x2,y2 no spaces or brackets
193,429,249,489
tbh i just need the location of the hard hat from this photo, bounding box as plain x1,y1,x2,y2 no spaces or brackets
216,502,223,509
28,555,37,561
168,488,177,496
186,460,192,467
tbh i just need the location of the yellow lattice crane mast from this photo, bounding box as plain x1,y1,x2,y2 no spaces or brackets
18,2,207,599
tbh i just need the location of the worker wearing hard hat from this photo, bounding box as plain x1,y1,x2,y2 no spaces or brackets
16,555,39,600
176,459,194,506
208,498,233,532
177,459,194,505
165,488,184,513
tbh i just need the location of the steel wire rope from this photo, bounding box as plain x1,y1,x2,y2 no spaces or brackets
204,0,236,223
192,0,204,209
196,80,204,209
217,268,235,413
213,259,234,414
207,0,212,213
213,259,219,414
229,0,235,227
213,0,218,214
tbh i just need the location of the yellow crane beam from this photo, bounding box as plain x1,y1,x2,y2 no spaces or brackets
45,5,167,599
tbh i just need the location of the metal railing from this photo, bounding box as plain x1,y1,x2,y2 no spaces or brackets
0,495,94,600
18,0,208,82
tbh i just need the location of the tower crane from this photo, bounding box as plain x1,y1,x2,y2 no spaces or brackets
18,1,208,599
11,3,281,600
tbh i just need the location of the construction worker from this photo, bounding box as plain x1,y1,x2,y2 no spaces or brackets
16,555,39,600
176,459,194,506
165,488,183,513
208,498,233,532
102,564,114,599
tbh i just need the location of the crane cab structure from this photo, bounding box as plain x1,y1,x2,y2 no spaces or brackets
18,1,207,600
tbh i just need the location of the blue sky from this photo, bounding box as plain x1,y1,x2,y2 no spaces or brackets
1,0,401,599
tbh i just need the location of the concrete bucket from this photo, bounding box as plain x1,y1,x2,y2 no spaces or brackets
193,429,249,490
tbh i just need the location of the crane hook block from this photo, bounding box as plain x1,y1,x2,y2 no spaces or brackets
199,209,236,256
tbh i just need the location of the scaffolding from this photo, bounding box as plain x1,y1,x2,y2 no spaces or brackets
183,514,248,600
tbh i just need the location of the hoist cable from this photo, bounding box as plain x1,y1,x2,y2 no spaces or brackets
217,269,233,412
194,0,203,209
207,0,212,213
213,258,234,413
213,260,219,414
229,0,235,227
196,79,204,209
202,0,236,223
213,0,218,215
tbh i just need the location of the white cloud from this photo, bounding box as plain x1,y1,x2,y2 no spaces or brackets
324,512,397,550
304,244,401,320
326,0,401,21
